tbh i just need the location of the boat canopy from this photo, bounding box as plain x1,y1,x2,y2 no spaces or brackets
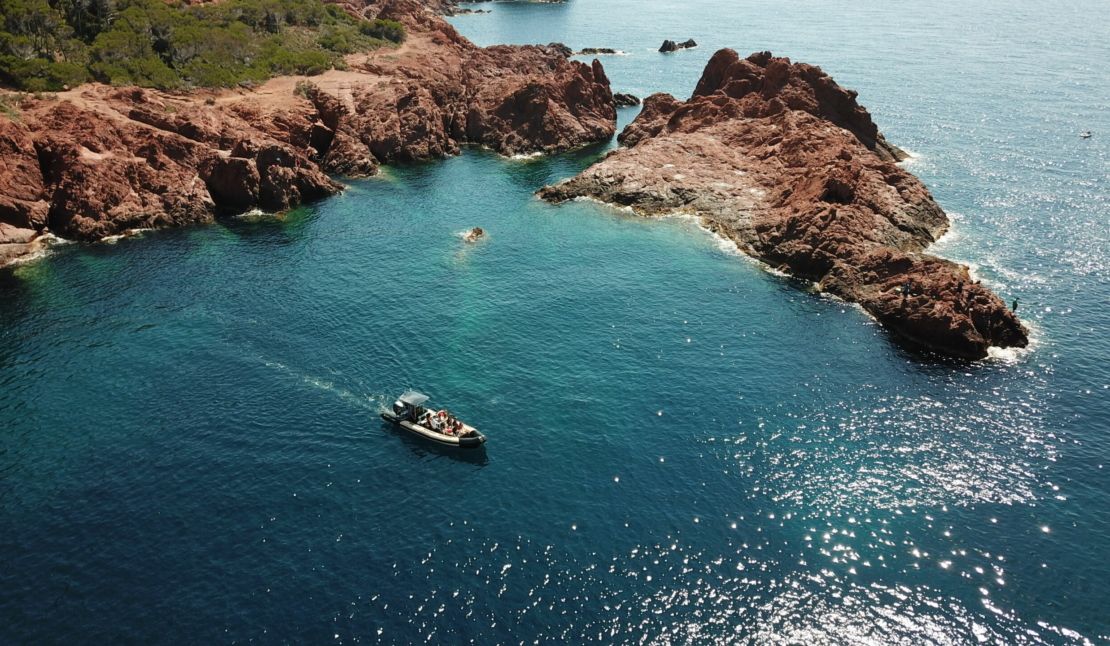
399,391,429,406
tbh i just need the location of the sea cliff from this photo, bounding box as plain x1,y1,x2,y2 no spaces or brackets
540,49,1028,359
0,0,614,263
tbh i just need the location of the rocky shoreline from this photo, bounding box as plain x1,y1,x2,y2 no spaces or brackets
540,49,1028,359
1,4,1030,360
0,0,614,265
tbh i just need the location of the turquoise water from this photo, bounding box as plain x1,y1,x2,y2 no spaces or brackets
2,0,1109,642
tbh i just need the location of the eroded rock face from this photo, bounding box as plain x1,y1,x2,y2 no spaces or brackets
0,117,49,231
0,0,615,260
32,102,219,240
16,96,342,242
540,49,1027,359
354,1,615,156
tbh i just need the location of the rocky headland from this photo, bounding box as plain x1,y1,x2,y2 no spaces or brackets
539,49,1028,359
0,0,614,264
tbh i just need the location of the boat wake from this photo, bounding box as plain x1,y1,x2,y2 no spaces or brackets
261,358,387,413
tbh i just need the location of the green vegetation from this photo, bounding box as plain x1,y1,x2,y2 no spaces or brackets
0,91,20,118
0,0,405,91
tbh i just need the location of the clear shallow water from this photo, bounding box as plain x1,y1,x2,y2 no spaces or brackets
2,1,1109,643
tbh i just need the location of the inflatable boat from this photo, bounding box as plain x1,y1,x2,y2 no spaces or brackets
381,391,486,448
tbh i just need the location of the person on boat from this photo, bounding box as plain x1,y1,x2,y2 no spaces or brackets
432,410,448,433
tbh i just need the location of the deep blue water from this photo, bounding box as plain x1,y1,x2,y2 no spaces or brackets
2,0,1109,643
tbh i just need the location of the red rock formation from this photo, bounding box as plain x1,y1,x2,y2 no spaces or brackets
0,117,49,231
0,0,614,258
351,0,615,157
540,49,1027,359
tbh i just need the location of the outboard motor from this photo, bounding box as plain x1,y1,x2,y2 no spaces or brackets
392,400,405,417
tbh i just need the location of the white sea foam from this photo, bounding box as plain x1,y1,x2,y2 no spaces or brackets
929,211,963,250
100,227,154,244
986,345,1029,364
570,196,790,276
897,148,922,166
233,208,292,223
570,195,637,215
3,233,71,267
987,319,1041,364
667,212,797,278
508,151,545,161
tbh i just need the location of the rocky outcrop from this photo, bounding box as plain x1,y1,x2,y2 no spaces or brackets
353,1,615,156
689,49,904,162
659,39,697,53
540,49,1028,359
0,0,615,262
614,93,641,107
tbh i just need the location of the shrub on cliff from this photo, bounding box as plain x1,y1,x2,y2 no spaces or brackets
0,0,405,91
0,55,88,91
359,18,404,43
0,91,19,119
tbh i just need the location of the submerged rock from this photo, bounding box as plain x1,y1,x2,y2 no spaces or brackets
463,227,485,242
539,49,1028,359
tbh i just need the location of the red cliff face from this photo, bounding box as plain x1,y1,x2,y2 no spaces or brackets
690,49,905,162
540,50,1027,360
0,0,615,256
0,118,49,232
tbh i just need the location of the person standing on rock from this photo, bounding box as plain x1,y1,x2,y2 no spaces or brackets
1012,298,1019,312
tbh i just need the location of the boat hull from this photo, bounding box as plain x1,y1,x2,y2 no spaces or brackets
380,411,486,448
